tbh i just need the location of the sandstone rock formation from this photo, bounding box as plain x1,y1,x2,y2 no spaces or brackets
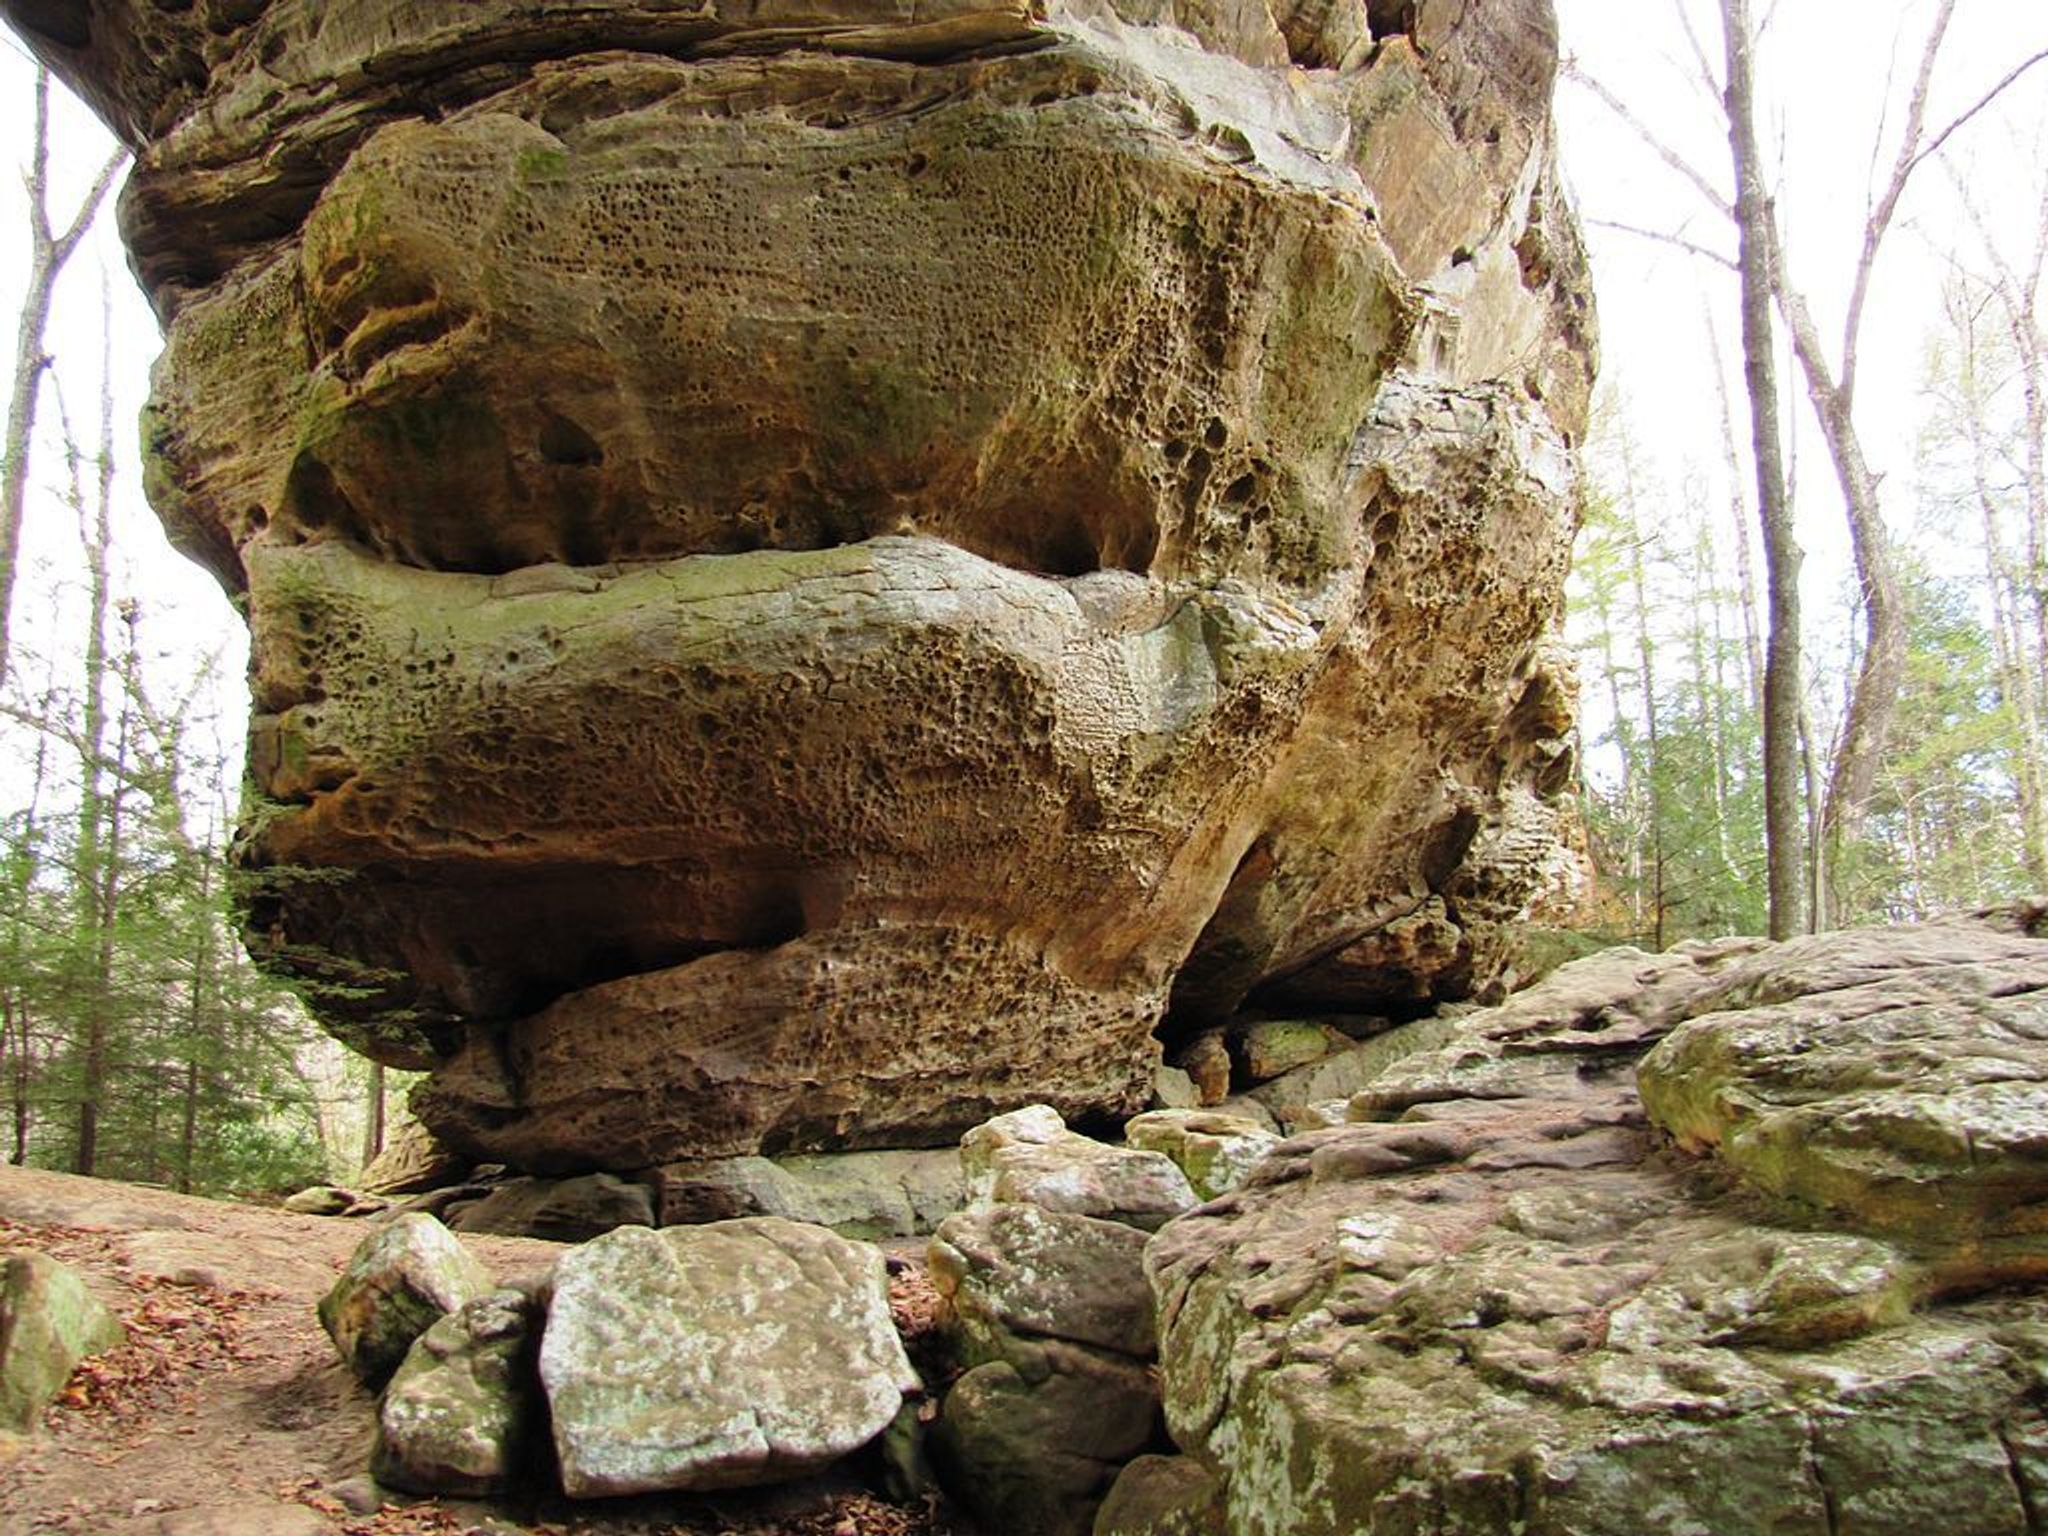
1124,908,2048,1535
9,0,1593,1169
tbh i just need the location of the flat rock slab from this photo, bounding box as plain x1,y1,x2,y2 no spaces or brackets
1138,910,2048,1536
540,1217,917,1497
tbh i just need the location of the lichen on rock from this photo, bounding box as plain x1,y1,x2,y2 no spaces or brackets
1129,909,2048,1535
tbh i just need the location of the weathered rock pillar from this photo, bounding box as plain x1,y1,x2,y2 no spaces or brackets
9,0,1594,1170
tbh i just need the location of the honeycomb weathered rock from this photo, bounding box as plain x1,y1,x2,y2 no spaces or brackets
11,0,1595,1169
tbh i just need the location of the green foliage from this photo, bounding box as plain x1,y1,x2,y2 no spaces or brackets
1572,310,2046,947
1568,419,1770,948
0,668,335,1195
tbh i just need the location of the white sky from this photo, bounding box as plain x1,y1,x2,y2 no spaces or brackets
1557,1,2048,573
0,3,2045,814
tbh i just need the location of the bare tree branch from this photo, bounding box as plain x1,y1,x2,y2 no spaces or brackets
1587,217,1737,269
1562,58,1733,219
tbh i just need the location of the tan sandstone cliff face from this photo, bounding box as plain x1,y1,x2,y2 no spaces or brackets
9,0,1595,1169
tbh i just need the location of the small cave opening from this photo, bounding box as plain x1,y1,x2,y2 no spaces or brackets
1367,0,1418,40
538,411,605,468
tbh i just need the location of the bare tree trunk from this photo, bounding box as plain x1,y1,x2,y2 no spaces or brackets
176,855,213,1195
1691,512,1742,889
1619,440,1666,947
0,70,125,689
3,720,50,1165
1799,700,1826,933
1773,275,1906,892
1761,2,1968,914
1721,0,1803,939
68,317,122,1178
1951,280,2048,888
1706,305,1766,715
362,1061,386,1170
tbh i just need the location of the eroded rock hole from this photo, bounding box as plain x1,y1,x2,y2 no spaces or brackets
282,453,361,540
538,411,604,468
1367,0,1419,39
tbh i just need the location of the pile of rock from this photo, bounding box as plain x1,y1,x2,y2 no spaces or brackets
1164,1010,1462,1134
322,1211,918,1499
320,1098,1291,1522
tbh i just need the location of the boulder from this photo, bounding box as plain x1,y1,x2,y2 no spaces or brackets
933,1347,1161,1536
317,1213,494,1387
961,1106,1196,1231
0,1252,125,1432
374,1288,540,1496
1138,910,2048,1536
539,1218,917,1497
1123,1110,1280,1201
448,1173,653,1242
281,1185,359,1216
928,1198,1163,1535
1172,1033,1234,1108
14,0,1594,1174
360,1119,470,1196
1095,1455,1228,1536
648,1149,964,1238
1150,1066,1202,1112
1235,1019,1348,1083
1638,920,2048,1273
1241,1013,1460,1131
929,1204,1155,1364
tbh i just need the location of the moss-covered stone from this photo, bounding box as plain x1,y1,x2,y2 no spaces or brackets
0,1252,125,1434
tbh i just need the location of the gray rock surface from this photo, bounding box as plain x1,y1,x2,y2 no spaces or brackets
1122,1110,1280,1201
1136,909,2048,1536
374,1288,540,1496
316,1213,494,1387
540,1217,917,1497
929,1204,1155,1365
962,1105,1195,1231
934,1348,1161,1536
648,1148,964,1238
928,1193,1163,1535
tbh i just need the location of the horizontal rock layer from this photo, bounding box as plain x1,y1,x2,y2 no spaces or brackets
11,0,1595,1167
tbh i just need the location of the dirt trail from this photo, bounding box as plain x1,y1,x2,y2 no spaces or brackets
0,1166,961,1536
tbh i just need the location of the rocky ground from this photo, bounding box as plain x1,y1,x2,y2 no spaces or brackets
0,1168,971,1536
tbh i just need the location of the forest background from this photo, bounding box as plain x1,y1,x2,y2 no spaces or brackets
0,0,2043,1196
